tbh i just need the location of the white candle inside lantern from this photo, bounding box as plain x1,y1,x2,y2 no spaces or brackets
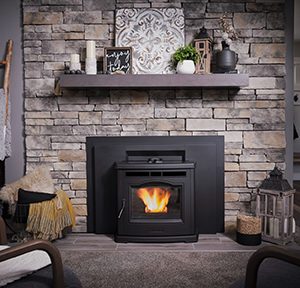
86,41,95,59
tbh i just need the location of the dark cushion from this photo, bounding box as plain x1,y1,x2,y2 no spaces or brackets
14,189,56,223
6,265,82,288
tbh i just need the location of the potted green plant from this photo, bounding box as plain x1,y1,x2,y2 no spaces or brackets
172,45,199,74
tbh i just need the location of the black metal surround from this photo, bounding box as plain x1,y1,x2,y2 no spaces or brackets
115,161,196,242
87,136,224,236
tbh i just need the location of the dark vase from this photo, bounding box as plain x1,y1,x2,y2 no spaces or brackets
216,41,238,73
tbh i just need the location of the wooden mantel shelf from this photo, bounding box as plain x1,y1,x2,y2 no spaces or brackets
59,74,249,89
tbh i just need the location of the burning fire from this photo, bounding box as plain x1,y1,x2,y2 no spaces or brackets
137,187,171,213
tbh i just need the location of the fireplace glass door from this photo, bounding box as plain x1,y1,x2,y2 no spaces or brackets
131,183,181,220
115,162,196,242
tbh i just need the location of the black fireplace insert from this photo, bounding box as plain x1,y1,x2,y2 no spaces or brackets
115,157,196,242
87,136,224,241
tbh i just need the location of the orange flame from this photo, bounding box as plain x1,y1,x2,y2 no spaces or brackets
136,187,171,213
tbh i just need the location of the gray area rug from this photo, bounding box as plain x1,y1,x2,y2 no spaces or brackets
60,250,253,288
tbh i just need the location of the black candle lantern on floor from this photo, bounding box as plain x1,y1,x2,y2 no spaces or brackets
256,167,295,245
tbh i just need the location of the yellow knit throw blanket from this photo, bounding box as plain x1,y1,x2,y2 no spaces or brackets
26,190,75,241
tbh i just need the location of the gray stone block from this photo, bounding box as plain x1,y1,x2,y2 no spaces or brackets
183,2,205,19
42,40,65,54
207,3,244,13
84,0,115,10
64,11,102,24
85,24,109,40
177,108,212,118
234,13,266,29
120,105,153,119
186,119,225,131
267,12,284,29
244,131,285,148
154,108,176,119
41,0,82,4
147,119,184,131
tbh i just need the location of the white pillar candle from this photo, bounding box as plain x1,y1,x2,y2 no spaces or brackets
86,41,95,59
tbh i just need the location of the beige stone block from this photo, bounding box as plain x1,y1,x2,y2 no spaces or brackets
85,25,109,40
248,77,276,89
225,162,240,171
120,105,153,119
26,136,51,149
71,179,87,190
25,112,51,119
24,12,63,24
44,62,64,70
71,198,87,205
248,171,267,181
214,108,250,118
53,162,72,171
58,150,86,162
225,149,242,155
73,205,87,216
69,171,86,179
244,131,285,148
155,108,176,119
25,119,54,125
186,119,225,131
225,193,240,202
225,171,246,187
79,112,102,124
240,162,275,171
147,119,185,131
239,154,267,162
52,112,78,119
218,131,243,142
251,44,285,58
177,108,212,118
227,124,253,131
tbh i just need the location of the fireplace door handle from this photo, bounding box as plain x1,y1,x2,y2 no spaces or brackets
118,199,126,219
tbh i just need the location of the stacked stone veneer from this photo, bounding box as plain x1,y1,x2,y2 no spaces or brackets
23,0,286,232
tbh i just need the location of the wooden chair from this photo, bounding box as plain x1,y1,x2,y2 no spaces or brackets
0,216,82,288
230,245,300,288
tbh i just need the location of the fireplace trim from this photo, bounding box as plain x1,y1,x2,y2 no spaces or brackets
87,136,224,235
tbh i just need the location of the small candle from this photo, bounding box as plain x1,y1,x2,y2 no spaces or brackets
86,41,95,59
70,54,80,63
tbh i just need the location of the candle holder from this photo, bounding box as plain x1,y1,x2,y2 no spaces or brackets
85,58,97,75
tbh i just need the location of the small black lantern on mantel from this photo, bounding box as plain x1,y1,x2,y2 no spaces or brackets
194,26,212,74
256,167,295,245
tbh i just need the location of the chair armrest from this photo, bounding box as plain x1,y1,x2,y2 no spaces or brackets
0,239,64,288
0,216,7,244
245,245,300,288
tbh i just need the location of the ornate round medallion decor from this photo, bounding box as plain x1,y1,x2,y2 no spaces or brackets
116,8,185,74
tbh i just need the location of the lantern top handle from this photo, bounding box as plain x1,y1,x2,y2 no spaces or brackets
259,166,293,192
269,166,283,179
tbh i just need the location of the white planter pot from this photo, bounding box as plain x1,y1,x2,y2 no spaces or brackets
176,60,195,74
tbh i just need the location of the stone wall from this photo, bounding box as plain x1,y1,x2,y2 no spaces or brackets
23,0,286,232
